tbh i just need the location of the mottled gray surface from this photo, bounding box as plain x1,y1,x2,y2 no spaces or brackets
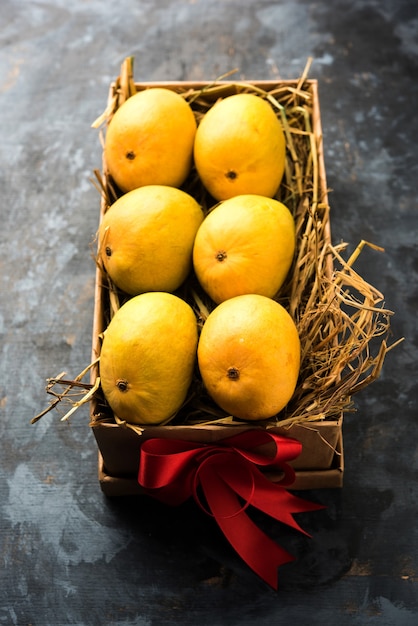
1,1,417,625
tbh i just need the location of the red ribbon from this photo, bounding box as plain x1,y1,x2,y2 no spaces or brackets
137,429,325,589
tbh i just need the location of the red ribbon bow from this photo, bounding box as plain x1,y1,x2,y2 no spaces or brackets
138,429,324,589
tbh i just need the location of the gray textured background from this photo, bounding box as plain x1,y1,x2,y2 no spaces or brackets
1,1,417,624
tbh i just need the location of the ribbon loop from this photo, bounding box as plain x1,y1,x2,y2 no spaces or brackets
193,451,256,519
138,430,325,589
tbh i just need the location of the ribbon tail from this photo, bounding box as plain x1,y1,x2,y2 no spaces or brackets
217,507,294,590
218,462,326,536
200,468,294,590
247,471,326,535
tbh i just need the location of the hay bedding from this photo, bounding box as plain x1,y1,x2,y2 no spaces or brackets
32,57,399,432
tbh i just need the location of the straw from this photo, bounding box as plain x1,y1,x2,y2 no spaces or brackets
33,56,400,429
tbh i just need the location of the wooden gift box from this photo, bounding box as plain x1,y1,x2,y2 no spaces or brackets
89,75,344,495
